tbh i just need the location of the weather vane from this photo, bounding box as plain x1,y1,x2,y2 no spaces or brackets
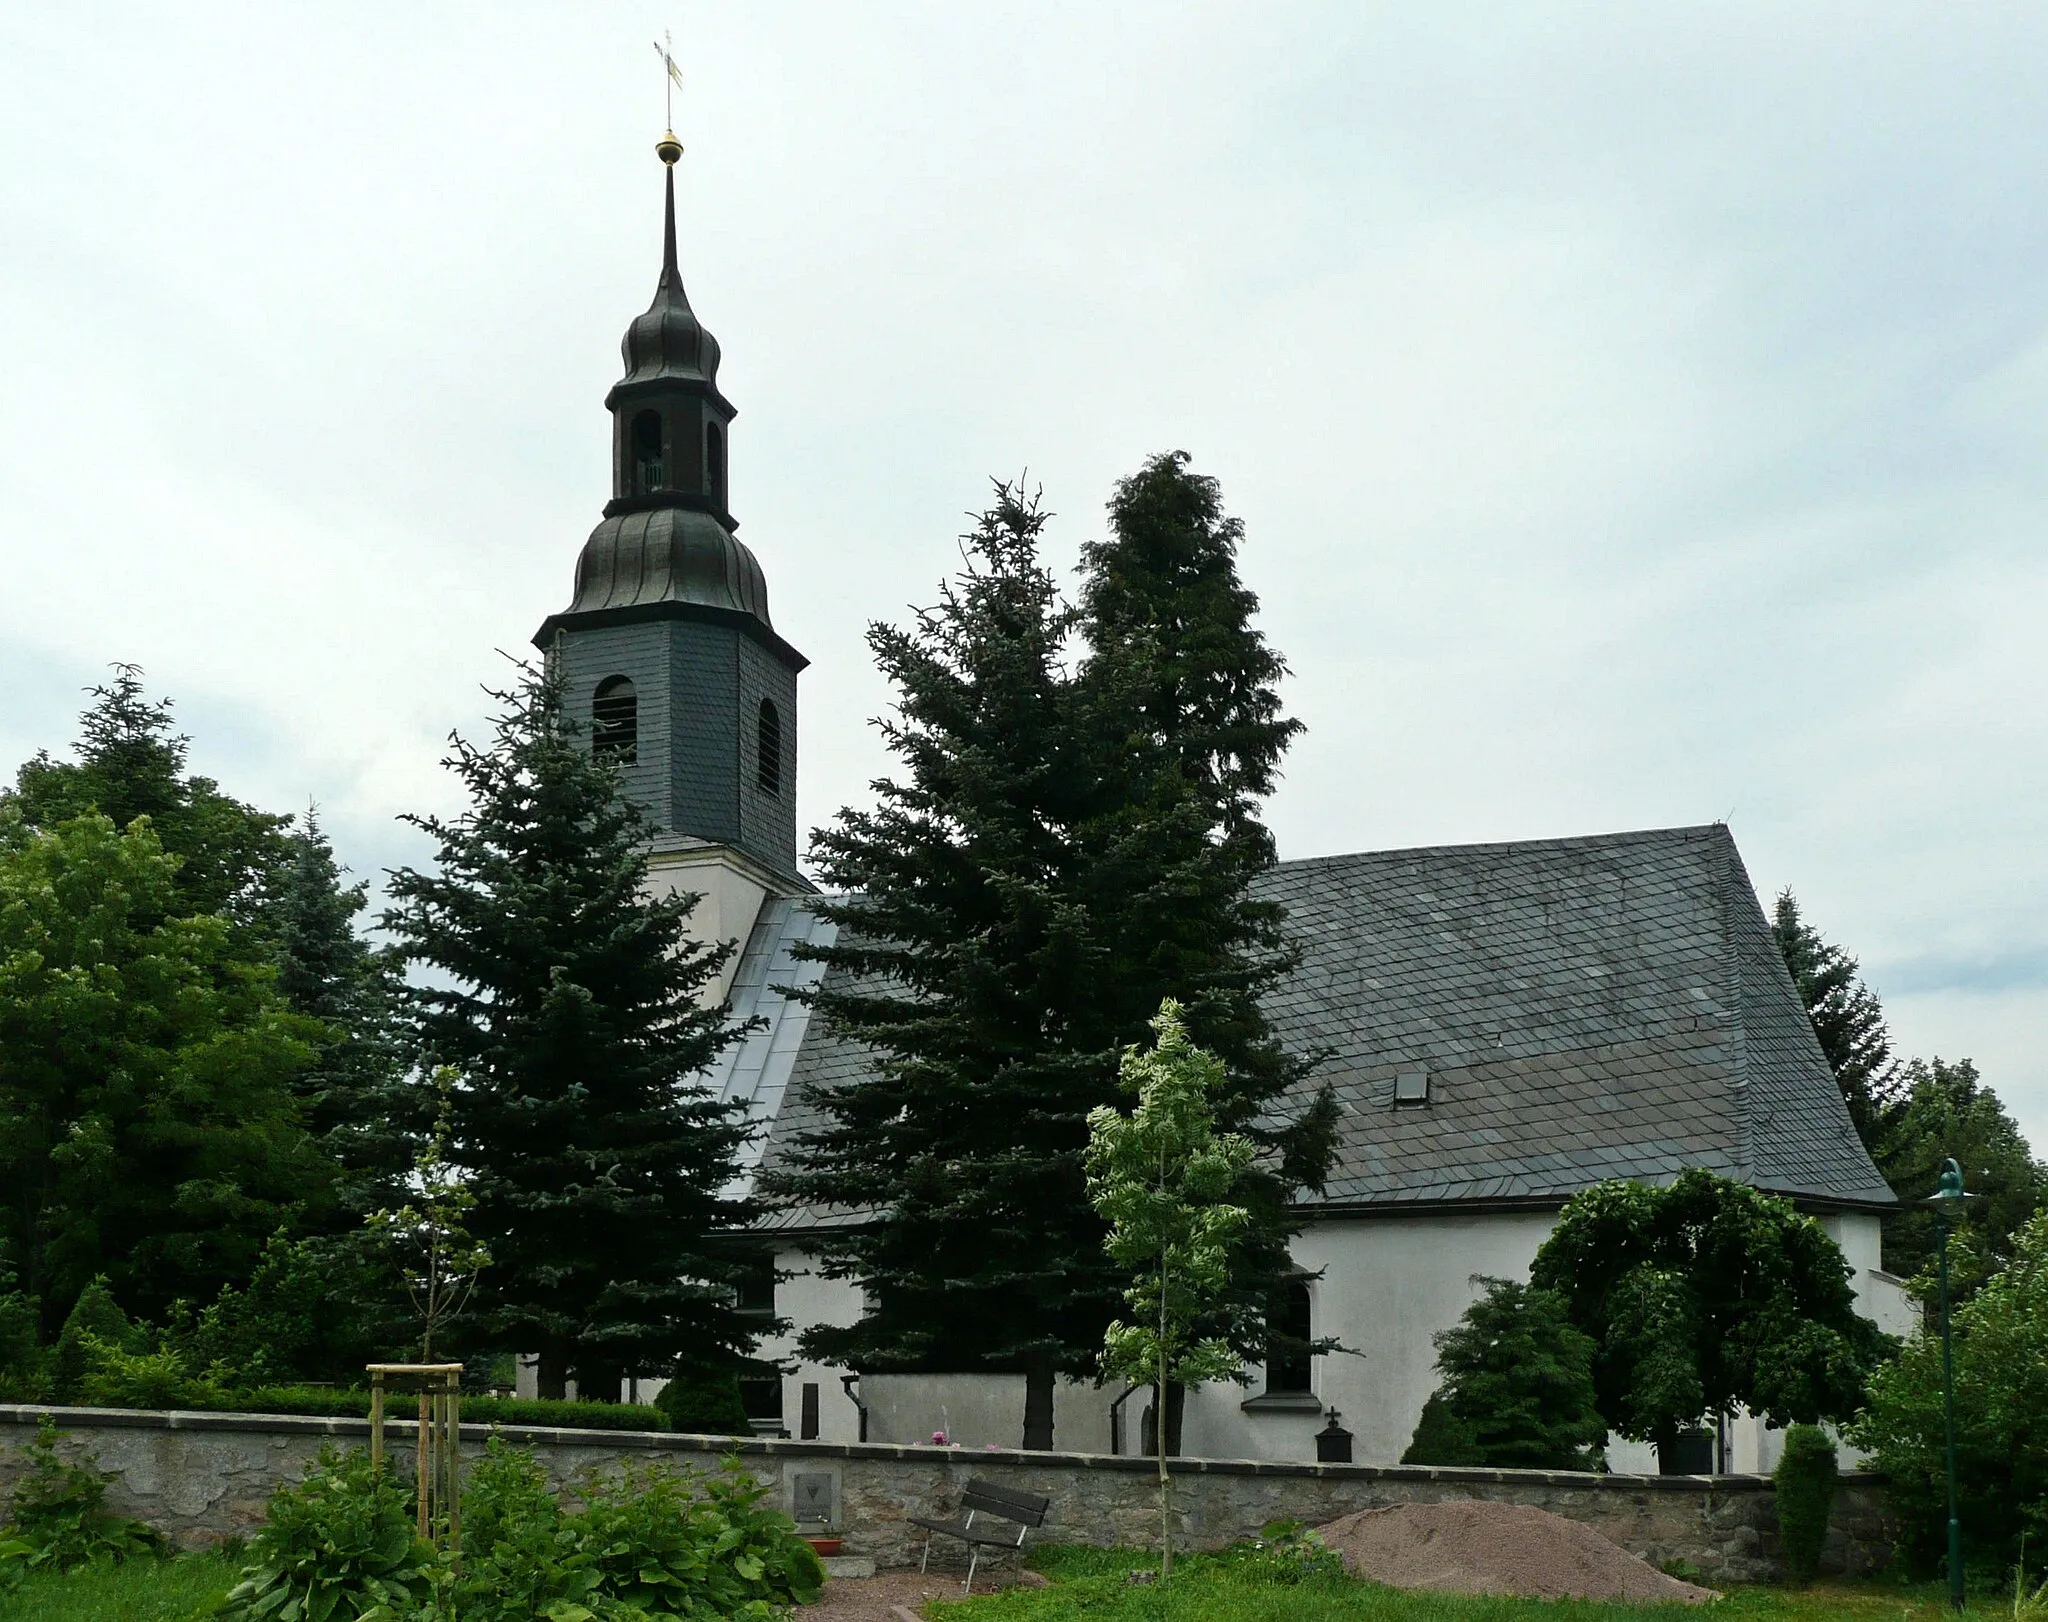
653,30,685,132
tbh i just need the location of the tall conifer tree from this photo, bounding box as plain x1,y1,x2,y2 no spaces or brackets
273,808,415,1211
775,463,1331,1448
1772,889,1902,1150
383,669,760,1399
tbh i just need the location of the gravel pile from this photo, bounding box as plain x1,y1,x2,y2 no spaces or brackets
1315,1499,1717,1604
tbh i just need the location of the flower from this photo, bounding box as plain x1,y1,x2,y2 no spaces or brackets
931,1430,947,1445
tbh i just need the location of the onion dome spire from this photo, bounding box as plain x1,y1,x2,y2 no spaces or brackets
620,130,722,389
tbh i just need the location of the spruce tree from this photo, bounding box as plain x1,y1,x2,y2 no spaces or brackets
382,668,760,1400
773,463,1331,1448
770,484,1105,1441
273,807,415,1210
1772,889,1902,1149
1072,451,1335,1383
1400,1278,1606,1470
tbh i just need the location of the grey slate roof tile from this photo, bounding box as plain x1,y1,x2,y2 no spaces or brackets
745,823,1895,1221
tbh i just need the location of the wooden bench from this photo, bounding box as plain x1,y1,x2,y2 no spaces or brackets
907,1477,1050,1592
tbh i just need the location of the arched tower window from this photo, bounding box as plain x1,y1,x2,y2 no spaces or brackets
631,411,665,494
706,421,725,507
1264,1279,1313,1393
756,698,781,795
593,676,638,764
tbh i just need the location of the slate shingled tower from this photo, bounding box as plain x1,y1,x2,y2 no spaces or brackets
535,134,809,993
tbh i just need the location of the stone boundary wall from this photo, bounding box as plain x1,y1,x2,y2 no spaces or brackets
0,1406,1889,1585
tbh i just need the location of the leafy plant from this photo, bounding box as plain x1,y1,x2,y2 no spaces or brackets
1086,1001,1256,1577
1,1417,162,1578
1531,1169,1892,1450
216,1446,437,1621
1199,1521,1344,1584
364,1067,490,1364
1774,1424,1838,1584
1855,1210,2048,1575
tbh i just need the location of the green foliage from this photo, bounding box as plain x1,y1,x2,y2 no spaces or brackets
382,667,759,1401
51,1277,137,1402
1401,1278,1607,1471
176,1229,401,1389
216,1446,436,1621
1771,890,1902,1151
4,667,294,944
1855,1210,2048,1575
271,808,417,1217
651,1362,752,1436
76,1341,229,1412
365,1069,489,1363
1880,1059,2048,1288
1201,1523,1346,1585
776,463,1329,1447
1087,1002,1257,1397
220,1443,822,1622
1,1419,163,1582
0,1274,43,1402
1531,1169,1890,1446
0,809,331,1332
1774,1425,1839,1585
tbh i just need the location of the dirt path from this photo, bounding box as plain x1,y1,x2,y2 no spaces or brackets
797,1567,1046,1621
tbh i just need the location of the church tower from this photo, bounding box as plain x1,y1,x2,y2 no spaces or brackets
535,132,809,991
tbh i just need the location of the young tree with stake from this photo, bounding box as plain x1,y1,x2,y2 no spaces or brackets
365,1069,488,1362
1085,1001,1254,1577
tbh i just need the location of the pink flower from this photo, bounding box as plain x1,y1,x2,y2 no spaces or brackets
931,1430,947,1445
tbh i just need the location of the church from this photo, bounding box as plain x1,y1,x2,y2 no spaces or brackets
519,135,1916,1471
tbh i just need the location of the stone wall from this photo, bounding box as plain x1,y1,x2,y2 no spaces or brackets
0,1405,1890,1585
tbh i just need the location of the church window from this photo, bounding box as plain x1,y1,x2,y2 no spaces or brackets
592,676,638,764
1264,1279,1314,1393
756,698,782,794
706,421,725,505
631,410,664,493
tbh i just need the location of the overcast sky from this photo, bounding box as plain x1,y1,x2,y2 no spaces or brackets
4,3,2043,1151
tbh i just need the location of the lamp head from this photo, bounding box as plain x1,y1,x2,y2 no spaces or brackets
1926,1157,1969,1205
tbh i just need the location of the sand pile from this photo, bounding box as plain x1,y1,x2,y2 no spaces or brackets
1315,1500,1716,1604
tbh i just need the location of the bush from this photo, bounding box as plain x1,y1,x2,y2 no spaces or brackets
216,1446,437,1621
0,1417,163,1584
220,1441,825,1622
78,1339,231,1410
1855,1210,2048,1575
1774,1424,1837,1583
0,1273,46,1403
50,1277,140,1403
654,1361,753,1435
1401,1278,1607,1470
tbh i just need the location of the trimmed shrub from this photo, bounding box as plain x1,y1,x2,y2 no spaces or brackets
1402,1277,1607,1470
1774,1424,1838,1583
654,1361,753,1435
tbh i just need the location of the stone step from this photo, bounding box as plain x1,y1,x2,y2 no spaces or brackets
822,1555,876,1579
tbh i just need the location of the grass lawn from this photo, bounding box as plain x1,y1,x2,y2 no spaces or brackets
0,1551,240,1622
931,1545,2020,1622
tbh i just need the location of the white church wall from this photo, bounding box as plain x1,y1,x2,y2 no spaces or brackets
758,1246,866,1442
760,1207,1906,1470
644,847,769,1007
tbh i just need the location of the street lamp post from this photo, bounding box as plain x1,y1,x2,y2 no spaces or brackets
1926,1157,1971,1612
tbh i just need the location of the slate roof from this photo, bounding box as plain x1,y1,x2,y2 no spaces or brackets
733,823,1895,1227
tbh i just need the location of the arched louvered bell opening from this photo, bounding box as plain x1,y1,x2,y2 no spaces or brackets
631,410,665,494
593,676,638,764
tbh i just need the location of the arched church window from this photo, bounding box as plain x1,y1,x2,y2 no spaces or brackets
631,411,664,493
756,698,781,795
593,676,638,764
706,421,725,506
1264,1279,1314,1393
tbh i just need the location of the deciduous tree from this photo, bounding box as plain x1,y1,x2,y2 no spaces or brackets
1529,1169,1889,1453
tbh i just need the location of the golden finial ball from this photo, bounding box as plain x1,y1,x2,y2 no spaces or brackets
656,130,683,166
